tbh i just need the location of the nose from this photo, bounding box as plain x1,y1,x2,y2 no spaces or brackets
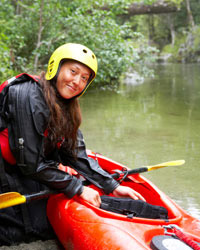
73,74,81,86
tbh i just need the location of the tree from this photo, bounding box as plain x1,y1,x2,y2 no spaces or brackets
185,0,195,28
0,0,159,87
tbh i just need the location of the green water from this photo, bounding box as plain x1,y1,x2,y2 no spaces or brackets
80,63,200,219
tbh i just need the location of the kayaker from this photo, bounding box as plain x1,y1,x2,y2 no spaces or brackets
0,43,144,246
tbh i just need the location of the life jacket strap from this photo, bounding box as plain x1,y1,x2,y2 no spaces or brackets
0,147,10,193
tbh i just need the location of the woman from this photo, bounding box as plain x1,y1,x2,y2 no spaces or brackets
0,43,143,246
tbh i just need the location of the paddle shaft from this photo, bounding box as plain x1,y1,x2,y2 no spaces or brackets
25,190,57,202
111,160,185,179
0,159,184,209
111,167,148,179
0,168,145,209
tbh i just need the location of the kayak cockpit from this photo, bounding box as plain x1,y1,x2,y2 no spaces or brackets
47,151,200,249
86,150,183,223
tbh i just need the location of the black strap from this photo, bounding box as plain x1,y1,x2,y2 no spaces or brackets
0,147,10,193
100,196,168,220
0,147,33,234
13,174,33,234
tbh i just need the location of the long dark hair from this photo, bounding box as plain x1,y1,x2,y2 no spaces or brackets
39,72,82,156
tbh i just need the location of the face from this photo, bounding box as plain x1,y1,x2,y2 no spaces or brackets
56,61,92,99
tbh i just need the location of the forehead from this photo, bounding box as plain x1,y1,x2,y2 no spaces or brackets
62,60,91,74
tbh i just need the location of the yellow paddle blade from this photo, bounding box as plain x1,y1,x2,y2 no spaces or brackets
0,192,26,209
147,160,185,171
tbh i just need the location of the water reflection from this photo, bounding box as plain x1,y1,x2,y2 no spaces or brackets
80,63,200,219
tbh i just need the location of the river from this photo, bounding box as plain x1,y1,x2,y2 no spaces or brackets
80,63,200,219
1,63,199,250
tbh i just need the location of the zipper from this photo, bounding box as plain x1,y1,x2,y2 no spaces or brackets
18,137,25,167
15,83,30,167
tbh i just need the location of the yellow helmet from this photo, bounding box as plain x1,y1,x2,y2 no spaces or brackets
45,43,98,89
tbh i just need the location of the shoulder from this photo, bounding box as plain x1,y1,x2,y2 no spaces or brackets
7,73,41,95
7,74,49,118
7,74,46,109
8,74,50,128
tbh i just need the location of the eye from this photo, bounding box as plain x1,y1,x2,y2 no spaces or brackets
71,69,76,74
82,76,89,82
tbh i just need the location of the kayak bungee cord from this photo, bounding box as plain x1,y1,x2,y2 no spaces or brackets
163,225,200,250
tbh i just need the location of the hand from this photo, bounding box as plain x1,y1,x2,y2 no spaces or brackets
79,186,101,207
113,185,146,201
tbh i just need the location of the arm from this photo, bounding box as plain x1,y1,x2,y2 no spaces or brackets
59,130,145,202
59,130,119,194
7,80,83,198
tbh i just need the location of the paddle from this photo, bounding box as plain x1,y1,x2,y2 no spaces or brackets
111,159,185,178
0,190,56,210
0,159,185,210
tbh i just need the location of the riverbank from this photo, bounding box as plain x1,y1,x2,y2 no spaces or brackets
0,239,64,250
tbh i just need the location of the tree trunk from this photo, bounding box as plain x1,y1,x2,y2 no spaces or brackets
148,15,155,45
11,0,21,15
127,1,179,15
168,14,176,46
102,1,180,17
185,0,195,28
34,0,44,72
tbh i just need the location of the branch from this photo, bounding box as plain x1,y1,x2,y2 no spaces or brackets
129,1,179,15
102,1,179,16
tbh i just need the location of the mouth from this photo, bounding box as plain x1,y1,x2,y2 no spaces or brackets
67,84,77,92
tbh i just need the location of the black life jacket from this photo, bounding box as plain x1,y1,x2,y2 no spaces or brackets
0,74,55,244
0,73,39,164
0,73,39,130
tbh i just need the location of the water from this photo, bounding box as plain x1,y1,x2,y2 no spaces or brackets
80,63,200,219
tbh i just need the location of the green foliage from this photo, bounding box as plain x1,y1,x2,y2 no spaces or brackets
128,0,200,63
2,0,196,85
132,0,183,5
181,25,200,62
165,0,183,7
0,2,17,79
0,0,157,88
193,26,200,51
161,24,200,63
161,33,186,61
63,8,137,87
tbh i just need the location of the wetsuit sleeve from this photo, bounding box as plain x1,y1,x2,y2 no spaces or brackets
7,81,83,198
59,130,120,194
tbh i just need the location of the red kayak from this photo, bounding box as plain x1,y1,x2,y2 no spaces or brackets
47,150,200,250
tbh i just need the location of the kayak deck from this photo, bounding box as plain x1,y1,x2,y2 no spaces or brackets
47,151,200,249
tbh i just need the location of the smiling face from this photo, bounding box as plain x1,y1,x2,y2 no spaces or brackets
56,60,92,99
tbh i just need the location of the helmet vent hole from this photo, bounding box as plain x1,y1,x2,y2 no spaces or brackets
92,54,95,59
50,60,54,65
83,49,87,53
